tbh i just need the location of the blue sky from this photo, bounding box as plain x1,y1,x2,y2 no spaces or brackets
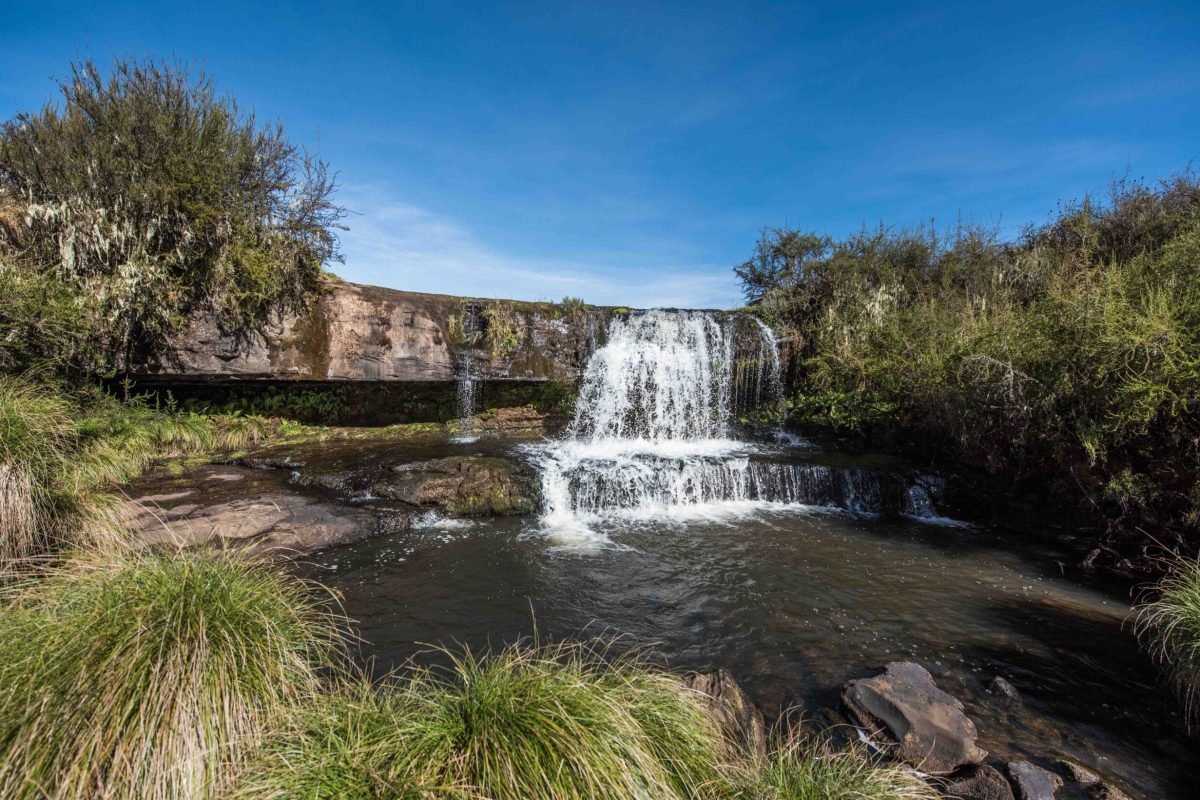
3,1,1198,308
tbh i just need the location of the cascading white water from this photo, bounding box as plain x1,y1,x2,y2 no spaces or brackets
535,309,790,539
531,308,954,542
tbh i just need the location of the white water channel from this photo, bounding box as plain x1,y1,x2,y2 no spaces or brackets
534,310,801,542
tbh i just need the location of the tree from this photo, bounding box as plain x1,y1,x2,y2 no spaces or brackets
0,57,345,374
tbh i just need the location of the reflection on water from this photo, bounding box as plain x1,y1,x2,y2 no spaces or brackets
311,504,1199,799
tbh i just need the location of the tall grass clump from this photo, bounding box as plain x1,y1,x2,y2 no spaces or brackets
1137,557,1200,726
0,550,344,800
0,375,103,560
240,640,729,800
730,733,939,800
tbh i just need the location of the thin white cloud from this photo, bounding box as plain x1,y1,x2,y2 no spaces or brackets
335,186,741,309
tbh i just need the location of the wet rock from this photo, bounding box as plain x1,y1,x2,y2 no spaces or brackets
987,676,1020,701
1007,761,1062,800
681,669,768,760
370,456,538,516
1057,760,1100,789
124,466,375,559
473,405,554,432
945,764,1015,800
842,662,986,774
1088,783,1132,800
236,454,307,470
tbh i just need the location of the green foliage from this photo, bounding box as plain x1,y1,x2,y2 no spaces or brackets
0,57,344,374
1137,557,1200,728
187,386,347,422
742,174,1200,552
483,301,524,359
0,374,281,566
728,733,939,800
0,551,344,800
240,640,728,800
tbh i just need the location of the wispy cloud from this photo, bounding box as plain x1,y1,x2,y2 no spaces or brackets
335,186,741,309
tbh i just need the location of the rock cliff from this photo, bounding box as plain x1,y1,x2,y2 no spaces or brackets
137,280,607,384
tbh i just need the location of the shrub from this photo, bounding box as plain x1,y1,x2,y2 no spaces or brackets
0,57,344,374
1136,557,1200,727
0,551,344,800
740,172,1200,559
240,640,728,800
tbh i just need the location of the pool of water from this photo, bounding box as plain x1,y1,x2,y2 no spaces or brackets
301,435,1198,799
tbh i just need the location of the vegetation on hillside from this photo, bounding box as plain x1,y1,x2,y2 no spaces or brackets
0,57,344,377
739,174,1200,565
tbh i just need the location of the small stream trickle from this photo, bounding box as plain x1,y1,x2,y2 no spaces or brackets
451,302,483,444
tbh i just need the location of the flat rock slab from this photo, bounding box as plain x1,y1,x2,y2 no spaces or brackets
843,661,986,774
125,467,375,560
1008,761,1063,800
681,669,767,760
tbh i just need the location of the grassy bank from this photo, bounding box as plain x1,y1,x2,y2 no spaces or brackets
0,549,940,800
739,173,1200,566
0,374,280,567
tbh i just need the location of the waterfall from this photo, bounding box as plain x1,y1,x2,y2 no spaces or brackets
451,302,483,444
535,309,791,537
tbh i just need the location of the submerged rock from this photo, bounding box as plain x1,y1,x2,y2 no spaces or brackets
945,764,1016,800
987,675,1021,701
680,669,768,760
370,456,538,516
1007,761,1062,800
842,661,986,774
1057,760,1101,788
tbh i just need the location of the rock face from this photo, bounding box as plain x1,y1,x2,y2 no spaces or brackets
138,280,607,384
842,662,987,774
681,670,768,760
946,765,1016,800
369,456,539,516
124,466,375,560
1007,761,1062,800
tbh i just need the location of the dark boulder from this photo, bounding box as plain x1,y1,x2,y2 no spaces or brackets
842,661,986,774
1007,761,1062,800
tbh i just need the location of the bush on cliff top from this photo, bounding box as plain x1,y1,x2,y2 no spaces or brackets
0,56,345,375
739,173,1200,562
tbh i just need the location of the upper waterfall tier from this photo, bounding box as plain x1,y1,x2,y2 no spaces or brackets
565,310,781,443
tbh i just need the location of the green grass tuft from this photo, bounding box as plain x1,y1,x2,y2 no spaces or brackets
0,550,346,800
240,640,729,800
730,732,940,800
1137,557,1200,727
